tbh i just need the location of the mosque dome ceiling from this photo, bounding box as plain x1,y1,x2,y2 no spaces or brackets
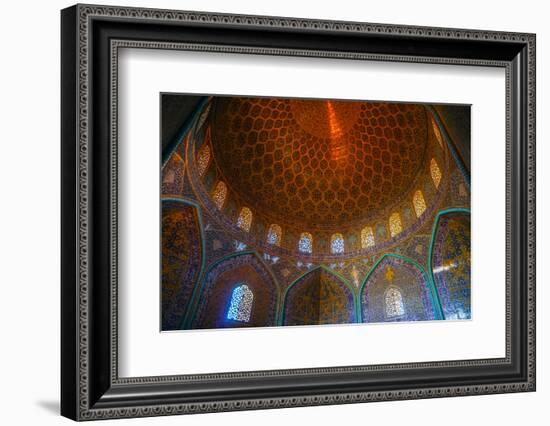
208,97,430,230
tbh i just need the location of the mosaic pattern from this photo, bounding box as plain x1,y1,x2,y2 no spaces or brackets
196,140,211,177
227,284,253,322
432,212,471,319
192,253,278,329
361,256,436,323
298,232,313,254
211,181,227,210
161,153,185,195
161,201,202,330
331,233,345,254
267,224,282,246
389,212,403,237
283,268,355,325
431,158,442,189
413,190,427,217
385,287,405,318
236,207,253,232
210,98,429,228
361,226,375,249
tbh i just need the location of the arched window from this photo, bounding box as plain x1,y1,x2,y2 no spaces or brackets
236,207,253,232
227,284,253,322
389,213,403,238
330,233,345,254
430,158,442,189
197,142,211,177
298,232,313,254
385,287,405,318
431,118,444,148
412,190,427,217
361,226,375,249
267,224,282,246
211,181,227,210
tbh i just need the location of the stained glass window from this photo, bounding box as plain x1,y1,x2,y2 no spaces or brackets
385,287,405,318
298,232,313,254
389,213,403,237
227,284,253,322
197,142,211,177
430,158,442,189
431,118,444,148
236,207,253,232
212,181,227,210
330,233,345,254
361,226,375,249
267,224,282,246
412,190,427,217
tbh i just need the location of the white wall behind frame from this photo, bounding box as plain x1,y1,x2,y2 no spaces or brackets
0,0,547,426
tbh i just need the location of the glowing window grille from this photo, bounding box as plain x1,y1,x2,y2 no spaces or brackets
212,181,227,210
412,190,427,217
330,233,345,254
430,158,442,189
197,142,211,177
236,207,253,232
389,213,403,238
267,224,282,246
431,118,444,148
298,232,313,254
361,226,375,249
227,284,253,322
385,287,405,318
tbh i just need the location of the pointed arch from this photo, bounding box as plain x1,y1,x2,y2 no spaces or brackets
429,208,471,320
282,266,357,326
361,226,375,249
298,232,313,254
330,233,345,254
236,207,253,232
211,181,227,210
359,253,441,323
412,189,427,218
161,198,206,330
385,287,405,318
227,284,254,322
267,224,282,246
187,251,280,329
196,140,211,177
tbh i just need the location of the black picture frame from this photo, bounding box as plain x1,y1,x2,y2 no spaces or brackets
61,4,536,421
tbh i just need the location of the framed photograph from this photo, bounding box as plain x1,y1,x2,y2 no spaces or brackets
61,4,536,421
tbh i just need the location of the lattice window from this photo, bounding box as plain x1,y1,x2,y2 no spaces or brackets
197,142,211,177
227,284,253,322
330,233,345,254
431,118,444,148
267,224,282,246
385,287,405,318
389,212,403,238
361,226,375,249
413,190,427,217
236,207,253,232
298,232,313,254
430,158,442,189
212,181,227,210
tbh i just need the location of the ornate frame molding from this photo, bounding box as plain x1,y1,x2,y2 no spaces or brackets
61,4,535,421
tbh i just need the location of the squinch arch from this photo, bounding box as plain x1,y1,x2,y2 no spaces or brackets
360,254,440,323
281,266,357,326
189,251,280,329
